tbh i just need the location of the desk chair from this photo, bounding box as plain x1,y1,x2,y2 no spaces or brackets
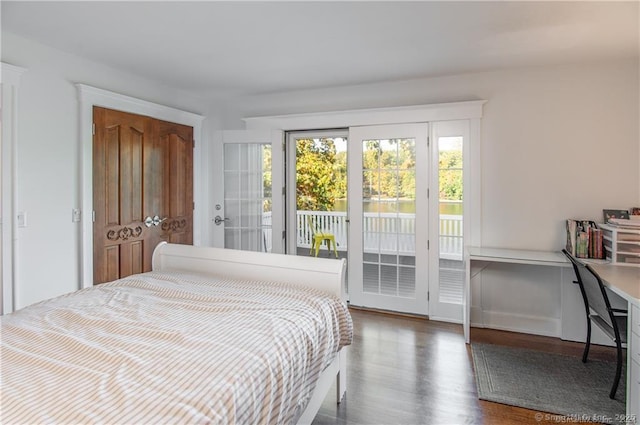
307,217,338,258
562,249,628,399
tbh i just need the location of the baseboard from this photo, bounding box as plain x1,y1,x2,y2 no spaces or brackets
428,315,462,325
471,309,561,338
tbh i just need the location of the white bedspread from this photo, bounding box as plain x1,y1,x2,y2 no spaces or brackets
1,270,353,425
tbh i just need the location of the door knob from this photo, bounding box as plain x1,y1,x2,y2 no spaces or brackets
214,216,230,226
144,215,167,227
152,215,167,226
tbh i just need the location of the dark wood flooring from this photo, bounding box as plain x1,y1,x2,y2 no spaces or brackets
312,308,619,425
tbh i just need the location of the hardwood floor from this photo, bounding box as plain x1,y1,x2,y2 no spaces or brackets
312,308,619,425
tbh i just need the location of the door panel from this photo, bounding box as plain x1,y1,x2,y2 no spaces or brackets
93,107,152,284
93,107,193,284
160,121,193,245
213,130,283,253
348,123,429,316
223,143,271,252
428,120,469,322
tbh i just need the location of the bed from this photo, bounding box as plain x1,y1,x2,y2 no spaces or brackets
1,242,352,424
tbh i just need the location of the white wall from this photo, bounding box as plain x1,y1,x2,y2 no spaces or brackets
1,33,210,309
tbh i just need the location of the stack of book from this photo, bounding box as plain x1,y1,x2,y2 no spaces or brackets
566,219,604,259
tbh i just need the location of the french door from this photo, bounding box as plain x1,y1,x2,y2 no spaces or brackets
212,121,469,321
427,120,469,322
348,123,429,315
211,130,284,253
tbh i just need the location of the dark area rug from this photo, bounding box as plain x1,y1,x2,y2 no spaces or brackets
471,343,626,424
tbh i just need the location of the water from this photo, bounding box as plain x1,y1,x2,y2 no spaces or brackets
333,199,462,215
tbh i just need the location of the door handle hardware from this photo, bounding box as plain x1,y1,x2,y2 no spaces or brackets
214,216,230,226
152,215,167,226
145,215,167,227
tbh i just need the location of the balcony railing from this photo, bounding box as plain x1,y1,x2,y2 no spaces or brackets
291,210,463,260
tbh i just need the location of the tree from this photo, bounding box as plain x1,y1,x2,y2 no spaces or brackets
333,150,347,199
296,138,341,211
362,138,416,200
293,136,462,210
439,150,463,200
262,146,272,212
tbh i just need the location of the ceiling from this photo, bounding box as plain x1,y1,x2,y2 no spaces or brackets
2,1,638,99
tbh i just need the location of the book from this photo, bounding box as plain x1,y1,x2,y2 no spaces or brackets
576,231,589,258
565,219,578,256
588,227,604,259
566,219,601,258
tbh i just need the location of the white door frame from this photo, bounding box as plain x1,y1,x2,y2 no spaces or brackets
77,84,204,289
1,62,27,314
285,129,348,255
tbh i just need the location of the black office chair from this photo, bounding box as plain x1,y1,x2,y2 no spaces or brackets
562,249,628,399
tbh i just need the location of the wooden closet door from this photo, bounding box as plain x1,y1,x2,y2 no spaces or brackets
93,107,193,284
158,119,194,245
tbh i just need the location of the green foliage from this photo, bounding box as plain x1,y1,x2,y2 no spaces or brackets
296,138,341,211
263,146,272,212
293,137,463,211
362,139,416,200
438,150,463,200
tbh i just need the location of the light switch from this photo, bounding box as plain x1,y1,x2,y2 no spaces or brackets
17,211,27,228
72,208,81,223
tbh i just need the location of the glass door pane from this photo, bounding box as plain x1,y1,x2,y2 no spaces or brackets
428,120,469,322
349,123,429,316
437,136,464,303
362,138,416,298
223,143,272,252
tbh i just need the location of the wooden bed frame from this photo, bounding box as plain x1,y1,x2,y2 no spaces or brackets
152,242,348,425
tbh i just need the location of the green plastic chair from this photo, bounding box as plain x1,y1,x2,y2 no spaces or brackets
307,217,338,258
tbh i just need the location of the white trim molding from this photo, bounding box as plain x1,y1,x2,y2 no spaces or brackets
1,62,27,314
243,100,486,130
77,84,205,289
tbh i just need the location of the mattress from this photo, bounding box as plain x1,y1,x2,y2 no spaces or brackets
1,270,353,424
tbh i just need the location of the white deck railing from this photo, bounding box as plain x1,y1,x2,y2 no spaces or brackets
294,210,463,260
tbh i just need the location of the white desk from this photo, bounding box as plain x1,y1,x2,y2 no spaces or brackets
463,247,569,344
589,263,640,308
589,263,640,419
